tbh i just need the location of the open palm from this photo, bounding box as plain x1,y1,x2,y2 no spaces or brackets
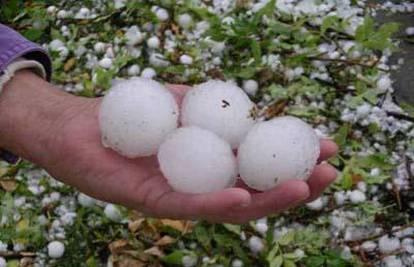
44,85,338,224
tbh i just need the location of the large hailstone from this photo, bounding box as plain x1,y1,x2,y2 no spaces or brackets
99,78,178,158
181,80,256,149
238,116,320,191
158,127,237,194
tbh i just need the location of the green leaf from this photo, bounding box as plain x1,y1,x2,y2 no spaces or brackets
278,231,295,246
162,250,185,265
283,259,297,267
251,40,262,64
321,16,340,35
334,124,350,149
236,67,256,79
270,255,284,267
223,224,241,235
341,167,353,189
194,224,211,249
304,256,325,267
22,28,43,41
267,244,280,262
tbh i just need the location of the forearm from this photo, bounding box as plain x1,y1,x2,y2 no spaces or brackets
0,70,76,165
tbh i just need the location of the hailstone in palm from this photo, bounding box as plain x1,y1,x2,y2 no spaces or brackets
157,127,237,194
181,80,256,149
99,78,178,158
238,116,320,191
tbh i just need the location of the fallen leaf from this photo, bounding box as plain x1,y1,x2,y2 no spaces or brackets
63,58,76,72
128,219,145,233
160,219,186,232
144,246,164,258
109,240,129,254
0,179,17,192
0,167,8,177
154,236,176,246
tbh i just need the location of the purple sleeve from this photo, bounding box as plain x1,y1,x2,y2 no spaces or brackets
0,24,53,164
0,24,52,80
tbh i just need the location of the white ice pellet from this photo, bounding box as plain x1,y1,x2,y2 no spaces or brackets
141,67,157,79
155,8,169,21
104,204,122,222
370,168,380,176
180,54,194,65
0,257,5,267
94,42,106,54
99,57,113,69
255,222,269,236
242,80,259,96
181,80,256,149
361,241,377,252
127,64,140,76
248,236,264,254
57,10,68,19
334,191,347,206
47,241,65,258
125,26,144,46
378,235,401,253
232,259,243,267
306,197,325,211
0,242,6,252
147,36,160,49
406,27,414,36
178,13,193,28
158,127,237,194
77,193,96,207
49,39,65,51
382,256,403,267
356,181,367,192
349,190,366,204
47,6,57,14
377,76,392,93
181,255,197,267
99,78,178,157
239,116,320,191
149,53,170,67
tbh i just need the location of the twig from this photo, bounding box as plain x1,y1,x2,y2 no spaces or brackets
307,56,389,72
386,111,414,123
0,251,36,258
405,156,414,187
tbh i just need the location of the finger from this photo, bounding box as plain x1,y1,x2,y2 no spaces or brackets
319,139,338,162
306,163,337,202
149,187,252,220
166,84,192,106
219,180,310,223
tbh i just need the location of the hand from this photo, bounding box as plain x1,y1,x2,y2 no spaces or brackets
0,71,338,224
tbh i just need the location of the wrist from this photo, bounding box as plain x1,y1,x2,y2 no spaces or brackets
0,70,86,165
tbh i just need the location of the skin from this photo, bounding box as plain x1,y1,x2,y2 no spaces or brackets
0,70,338,224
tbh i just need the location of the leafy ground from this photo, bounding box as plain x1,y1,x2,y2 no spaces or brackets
1,1,414,267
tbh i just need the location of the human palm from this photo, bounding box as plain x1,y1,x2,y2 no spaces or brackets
44,85,338,224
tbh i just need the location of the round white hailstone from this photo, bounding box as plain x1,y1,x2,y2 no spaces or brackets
49,39,65,51
0,257,5,267
294,248,305,258
232,259,243,267
104,204,122,222
377,76,392,93
334,191,347,206
406,27,414,36
125,26,144,46
158,127,237,194
248,236,264,254
127,64,140,76
100,78,178,157
57,10,68,19
361,241,377,252
141,67,157,79
155,8,169,21
78,7,90,18
181,80,256,148
306,197,325,211
99,57,113,69
238,116,320,191
182,255,197,267
356,104,371,118
94,42,106,54
370,168,380,176
349,190,366,204
47,241,65,258
178,13,193,28
378,235,401,253
242,80,259,96
77,193,96,207
255,222,269,235
357,181,367,192
147,36,160,49
47,6,57,14
180,54,193,65
383,256,403,267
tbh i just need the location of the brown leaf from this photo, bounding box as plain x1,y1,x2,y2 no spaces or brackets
20,257,34,267
160,219,186,232
0,179,18,192
63,58,76,72
115,256,146,267
109,240,129,254
154,236,176,246
144,246,164,258
128,219,145,233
